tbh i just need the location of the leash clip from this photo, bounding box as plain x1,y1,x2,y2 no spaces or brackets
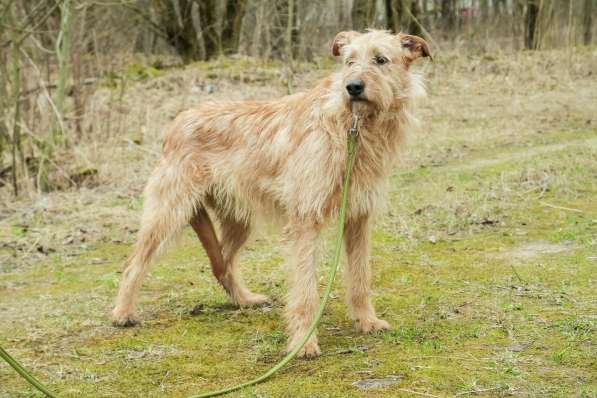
349,114,360,138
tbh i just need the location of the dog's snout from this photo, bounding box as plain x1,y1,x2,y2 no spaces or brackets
346,80,365,97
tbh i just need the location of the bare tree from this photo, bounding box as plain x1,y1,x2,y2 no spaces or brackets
408,0,422,36
385,0,403,33
525,0,539,49
352,0,377,30
287,0,296,60
222,0,248,53
480,0,489,21
54,0,75,145
9,2,23,196
0,27,8,174
583,0,593,45
442,0,456,29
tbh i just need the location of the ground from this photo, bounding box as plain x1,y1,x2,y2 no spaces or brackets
0,48,596,397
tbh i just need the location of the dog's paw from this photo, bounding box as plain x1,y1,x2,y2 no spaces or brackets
235,292,271,308
287,335,321,359
112,308,139,327
297,341,322,359
356,317,391,333
294,340,322,359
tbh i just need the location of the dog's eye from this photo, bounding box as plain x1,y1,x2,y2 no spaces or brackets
374,56,389,65
346,60,356,66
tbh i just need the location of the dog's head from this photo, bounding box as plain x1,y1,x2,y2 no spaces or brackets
331,30,431,113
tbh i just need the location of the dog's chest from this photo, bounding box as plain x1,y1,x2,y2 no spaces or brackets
345,121,405,216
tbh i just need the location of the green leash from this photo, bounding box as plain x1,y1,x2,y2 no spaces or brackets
0,114,361,398
0,346,58,398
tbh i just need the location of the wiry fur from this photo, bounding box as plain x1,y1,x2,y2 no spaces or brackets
112,29,430,358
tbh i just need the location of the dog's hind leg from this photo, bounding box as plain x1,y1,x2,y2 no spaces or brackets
219,215,270,306
112,161,203,326
190,207,226,282
191,210,269,307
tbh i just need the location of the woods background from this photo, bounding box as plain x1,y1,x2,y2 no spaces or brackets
0,3,596,396
0,0,595,197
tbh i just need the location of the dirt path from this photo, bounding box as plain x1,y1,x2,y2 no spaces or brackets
444,136,597,173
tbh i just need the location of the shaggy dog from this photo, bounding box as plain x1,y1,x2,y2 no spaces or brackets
112,29,431,358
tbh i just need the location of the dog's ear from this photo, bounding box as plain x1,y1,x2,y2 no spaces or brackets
332,31,360,57
399,33,432,62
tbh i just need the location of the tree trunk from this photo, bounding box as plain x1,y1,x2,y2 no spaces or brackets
421,0,429,28
480,0,489,21
352,0,376,30
154,0,217,62
492,0,502,15
10,7,22,196
409,0,423,36
583,0,593,45
525,0,539,49
198,0,218,59
441,0,455,29
0,32,8,169
286,0,295,60
221,0,248,55
54,0,75,146
512,0,525,50
388,0,421,34
337,0,353,29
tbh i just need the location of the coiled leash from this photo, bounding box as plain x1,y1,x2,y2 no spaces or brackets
0,114,361,398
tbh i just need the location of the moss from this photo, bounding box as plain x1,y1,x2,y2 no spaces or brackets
1,55,596,397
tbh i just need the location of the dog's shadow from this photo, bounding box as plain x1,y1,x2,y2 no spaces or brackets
189,300,279,317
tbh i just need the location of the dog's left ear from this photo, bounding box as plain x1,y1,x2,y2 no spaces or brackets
332,31,360,57
399,33,432,62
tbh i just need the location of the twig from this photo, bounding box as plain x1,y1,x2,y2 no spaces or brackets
454,386,504,397
540,202,584,213
20,77,98,98
510,263,526,284
18,127,77,186
410,355,486,362
2,0,63,48
20,48,66,135
19,236,40,260
397,388,441,398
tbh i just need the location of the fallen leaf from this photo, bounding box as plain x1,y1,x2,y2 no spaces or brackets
353,376,400,390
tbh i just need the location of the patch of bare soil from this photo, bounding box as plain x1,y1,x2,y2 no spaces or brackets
502,240,575,260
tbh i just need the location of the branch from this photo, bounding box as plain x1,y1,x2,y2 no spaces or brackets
19,77,98,98
1,0,63,48
120,3,169,41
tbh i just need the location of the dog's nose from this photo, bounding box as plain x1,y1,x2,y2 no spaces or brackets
346,80,365,97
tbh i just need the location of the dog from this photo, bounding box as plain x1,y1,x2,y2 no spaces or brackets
112,29,431,358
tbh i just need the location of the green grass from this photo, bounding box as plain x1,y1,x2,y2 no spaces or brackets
1,50,596,397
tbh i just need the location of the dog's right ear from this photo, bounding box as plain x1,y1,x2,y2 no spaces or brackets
332,31,360,57
399,33,432,61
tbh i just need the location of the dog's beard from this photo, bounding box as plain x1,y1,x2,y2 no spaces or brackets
350,100,370,117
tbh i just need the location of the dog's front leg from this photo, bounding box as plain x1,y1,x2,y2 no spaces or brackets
285,221,322,358
344,215,391,332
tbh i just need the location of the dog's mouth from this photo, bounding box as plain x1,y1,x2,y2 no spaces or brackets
348,94,368,102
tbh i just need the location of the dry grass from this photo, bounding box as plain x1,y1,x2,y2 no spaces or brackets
0,47,596,397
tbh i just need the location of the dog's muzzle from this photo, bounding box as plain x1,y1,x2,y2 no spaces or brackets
346,79,366,101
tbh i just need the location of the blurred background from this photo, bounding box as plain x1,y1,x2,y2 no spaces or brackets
1,2,596,397
0,0,594,197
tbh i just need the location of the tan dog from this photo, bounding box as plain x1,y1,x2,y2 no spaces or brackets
112,29,431,358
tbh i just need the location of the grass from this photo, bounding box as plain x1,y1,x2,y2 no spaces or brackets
1,48,596,397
